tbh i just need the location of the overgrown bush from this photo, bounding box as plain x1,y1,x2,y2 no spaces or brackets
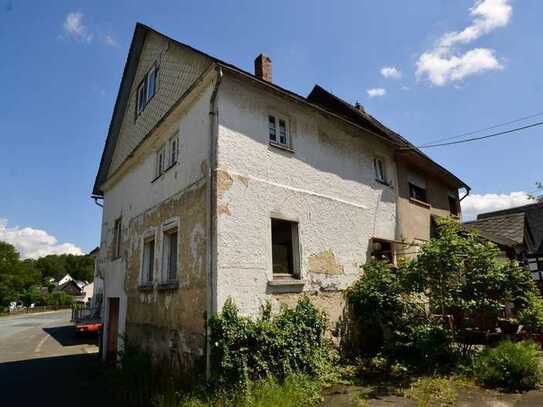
345,260,453,371
472,340,542,391
519,292,543,333
46,291,73,306
209,296,329,386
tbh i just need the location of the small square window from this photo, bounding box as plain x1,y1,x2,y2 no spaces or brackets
374,157,387,184
409,183,427,203
112,218,122,259
142,237,155,284
371,238,395,264
162,228,178,282
271,218,299,277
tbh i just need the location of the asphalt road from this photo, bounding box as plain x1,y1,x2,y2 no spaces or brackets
0,310,106,406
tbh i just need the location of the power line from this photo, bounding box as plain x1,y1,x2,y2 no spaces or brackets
401,120,543,150
418,111,543,147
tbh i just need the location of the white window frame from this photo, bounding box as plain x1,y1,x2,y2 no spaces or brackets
268,113,290,147
140,231,156,286
161,219,179,284
155,145,166,178
146,65,157,102
136,81,146,115
374,156,387,184
168,134,179,168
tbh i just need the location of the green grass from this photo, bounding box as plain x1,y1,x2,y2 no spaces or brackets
157,375,322,407
403,377,457,407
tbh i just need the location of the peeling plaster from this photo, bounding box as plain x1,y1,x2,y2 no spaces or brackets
308,249,344,275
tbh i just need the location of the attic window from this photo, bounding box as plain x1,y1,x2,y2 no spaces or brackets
408,173,428,204
136,63,158,117
268,114,290,147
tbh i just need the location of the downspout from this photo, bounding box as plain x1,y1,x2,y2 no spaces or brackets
206,65,223,380
459,186,471,202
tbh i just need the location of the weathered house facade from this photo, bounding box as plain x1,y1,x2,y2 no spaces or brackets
92,24,468,373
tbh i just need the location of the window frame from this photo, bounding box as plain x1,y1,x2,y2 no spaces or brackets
161,220,179,284
370,238,396,265
141,233,156,286
268,113,291,148
135,62,158,118
112,217,122,260
270,217,301,279
409,182,428,204
448,194,459,216
374,156,388,184
168,134,179,168
155,145,166,179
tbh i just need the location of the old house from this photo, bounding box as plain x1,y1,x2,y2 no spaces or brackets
92,24,468,373
464,202,543,279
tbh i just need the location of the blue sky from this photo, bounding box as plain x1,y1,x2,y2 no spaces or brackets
0,0,541,258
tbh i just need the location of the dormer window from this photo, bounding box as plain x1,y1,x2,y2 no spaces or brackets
136,63,158,117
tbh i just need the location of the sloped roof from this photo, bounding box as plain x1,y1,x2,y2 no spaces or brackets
477,202,543,254
464,212,526,245
93,23,469,196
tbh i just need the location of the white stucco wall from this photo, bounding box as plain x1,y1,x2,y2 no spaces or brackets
214,76,398,317
98,80,214,358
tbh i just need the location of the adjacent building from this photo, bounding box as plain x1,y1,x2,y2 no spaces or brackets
92,24,468,373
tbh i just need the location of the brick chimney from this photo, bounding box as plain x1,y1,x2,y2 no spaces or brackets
254,54,272,82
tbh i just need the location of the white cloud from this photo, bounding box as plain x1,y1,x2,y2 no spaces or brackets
367,88,387,98
63,12,93,43
104,35,118,47
380,66,402,79
0,218,83,259
461,191,533,220
416,0,511,86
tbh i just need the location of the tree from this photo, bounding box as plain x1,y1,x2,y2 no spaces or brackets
529,182,543,202
0,242,42,306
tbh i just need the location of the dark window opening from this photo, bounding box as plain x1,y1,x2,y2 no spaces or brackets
271,219,298,276
163,229,178,282
371,239,394,264
113,218,122,259
430,217,439,239
448,196,459,216
142,238,155,284
409,182,428,203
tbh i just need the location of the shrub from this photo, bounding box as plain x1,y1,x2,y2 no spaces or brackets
404,377,457,407
472,340,542,390
209,296,329,386
46,291,73,306
518,292,543,333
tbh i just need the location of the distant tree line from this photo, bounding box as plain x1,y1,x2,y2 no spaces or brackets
0,241,94,307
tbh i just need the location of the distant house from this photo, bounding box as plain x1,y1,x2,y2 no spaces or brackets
58,279,92,303
89,247,104,309
58,273,73,287
464,202,543,279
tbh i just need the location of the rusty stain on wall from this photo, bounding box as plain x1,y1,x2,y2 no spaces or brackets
308,249,344,275
217,204,231,216
216,169,233,199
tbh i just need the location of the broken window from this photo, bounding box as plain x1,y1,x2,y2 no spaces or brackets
142,237,155,284
162,228,178,282
112,217,122,259
371,238,395,264
271,218,299,277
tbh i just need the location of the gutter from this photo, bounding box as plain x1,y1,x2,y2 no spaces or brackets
459,186,471,202
205,64,223,380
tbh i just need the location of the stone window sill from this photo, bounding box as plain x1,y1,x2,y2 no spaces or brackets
376,179,393,188
157,282,179,291
267,278,305,293
138,284,154,292
269,142,295,153
409,197,431,209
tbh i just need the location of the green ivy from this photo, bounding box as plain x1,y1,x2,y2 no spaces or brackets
209,296,329,386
